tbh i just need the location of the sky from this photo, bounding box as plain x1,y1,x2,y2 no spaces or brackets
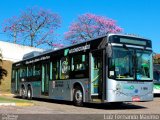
0,0,160,53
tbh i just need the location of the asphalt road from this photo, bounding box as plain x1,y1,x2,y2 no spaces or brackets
0,95,160,120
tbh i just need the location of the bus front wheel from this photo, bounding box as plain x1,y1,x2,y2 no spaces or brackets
73,86,83,106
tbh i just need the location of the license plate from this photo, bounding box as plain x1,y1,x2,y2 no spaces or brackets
132,96,140,102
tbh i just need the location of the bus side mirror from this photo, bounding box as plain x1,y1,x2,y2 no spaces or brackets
107,44,112,58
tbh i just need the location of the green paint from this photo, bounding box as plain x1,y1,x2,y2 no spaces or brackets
64,49,69,56
123,85,135,90
141,63,149,68
33,82,41,87
42,65,45,92
154,84,160,90
82,55,85,62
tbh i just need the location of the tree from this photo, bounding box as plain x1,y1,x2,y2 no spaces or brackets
153,53,160,64
65,13,123,44
47,42,64,48
2,16,21,43
2,6,61,48
0,51,7,85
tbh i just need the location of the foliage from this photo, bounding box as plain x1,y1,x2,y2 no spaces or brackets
153,54,160,64
2,6,61,48
0,52,7,85
65,13,123,44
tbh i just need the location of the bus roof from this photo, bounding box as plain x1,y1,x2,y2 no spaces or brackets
13,33,151,64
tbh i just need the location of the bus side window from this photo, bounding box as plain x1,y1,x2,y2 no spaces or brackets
52,61,59,80
28,66,33,77
72,54,87,71
71,54,88,79
20,67,27,78
60,57,70,79
33,64,41,76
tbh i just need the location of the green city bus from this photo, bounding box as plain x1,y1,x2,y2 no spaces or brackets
11,33,153,106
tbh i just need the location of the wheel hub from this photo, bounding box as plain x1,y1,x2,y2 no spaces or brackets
75,90,82,101
28,90,31,98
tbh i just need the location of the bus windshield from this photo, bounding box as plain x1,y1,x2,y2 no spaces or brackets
109,47,153,81
136,50,152,80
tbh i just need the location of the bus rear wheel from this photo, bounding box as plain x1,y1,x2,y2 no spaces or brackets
27,87,32,100
73,86,83,106
20,87,26,99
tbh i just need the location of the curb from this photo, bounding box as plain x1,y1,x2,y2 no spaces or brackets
0,102,34,106
0,103,16,106
16,103,34,106
0,94,14,97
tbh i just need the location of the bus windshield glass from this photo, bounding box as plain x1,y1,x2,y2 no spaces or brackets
136,50,152,80
109,47,153,81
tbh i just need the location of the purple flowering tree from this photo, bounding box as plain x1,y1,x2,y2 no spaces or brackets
2,16,21,44
65,13,123,44
46,41,64,48
2,6,61,48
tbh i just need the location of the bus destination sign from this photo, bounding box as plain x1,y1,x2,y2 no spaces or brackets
69,44,90,54
120,38,147,46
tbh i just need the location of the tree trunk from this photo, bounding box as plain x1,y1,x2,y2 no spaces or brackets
30,33,34,47
13,28,17,43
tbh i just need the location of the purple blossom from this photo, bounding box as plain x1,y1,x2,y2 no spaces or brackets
52,43,64,48
65,13,123,44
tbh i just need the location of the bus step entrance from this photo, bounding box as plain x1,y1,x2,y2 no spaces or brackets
91,95,102,101
92,98,102,103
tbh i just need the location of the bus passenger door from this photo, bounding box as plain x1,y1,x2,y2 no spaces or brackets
41,63,50,95
90,50,103,99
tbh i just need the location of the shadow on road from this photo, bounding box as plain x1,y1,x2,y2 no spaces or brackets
14,96,147,110
83,102,146,110
154,94,160,97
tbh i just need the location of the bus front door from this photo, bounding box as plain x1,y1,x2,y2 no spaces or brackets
90,50,103,99
41,63,50,95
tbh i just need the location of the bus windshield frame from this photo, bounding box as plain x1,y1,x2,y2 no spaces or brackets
108,47,153,81
108,35,153,81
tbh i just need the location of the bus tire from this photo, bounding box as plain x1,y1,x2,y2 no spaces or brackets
20,87,26,99
27,87,32,100
73,86,83,106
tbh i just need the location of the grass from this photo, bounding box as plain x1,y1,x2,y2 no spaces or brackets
0,96,33,103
